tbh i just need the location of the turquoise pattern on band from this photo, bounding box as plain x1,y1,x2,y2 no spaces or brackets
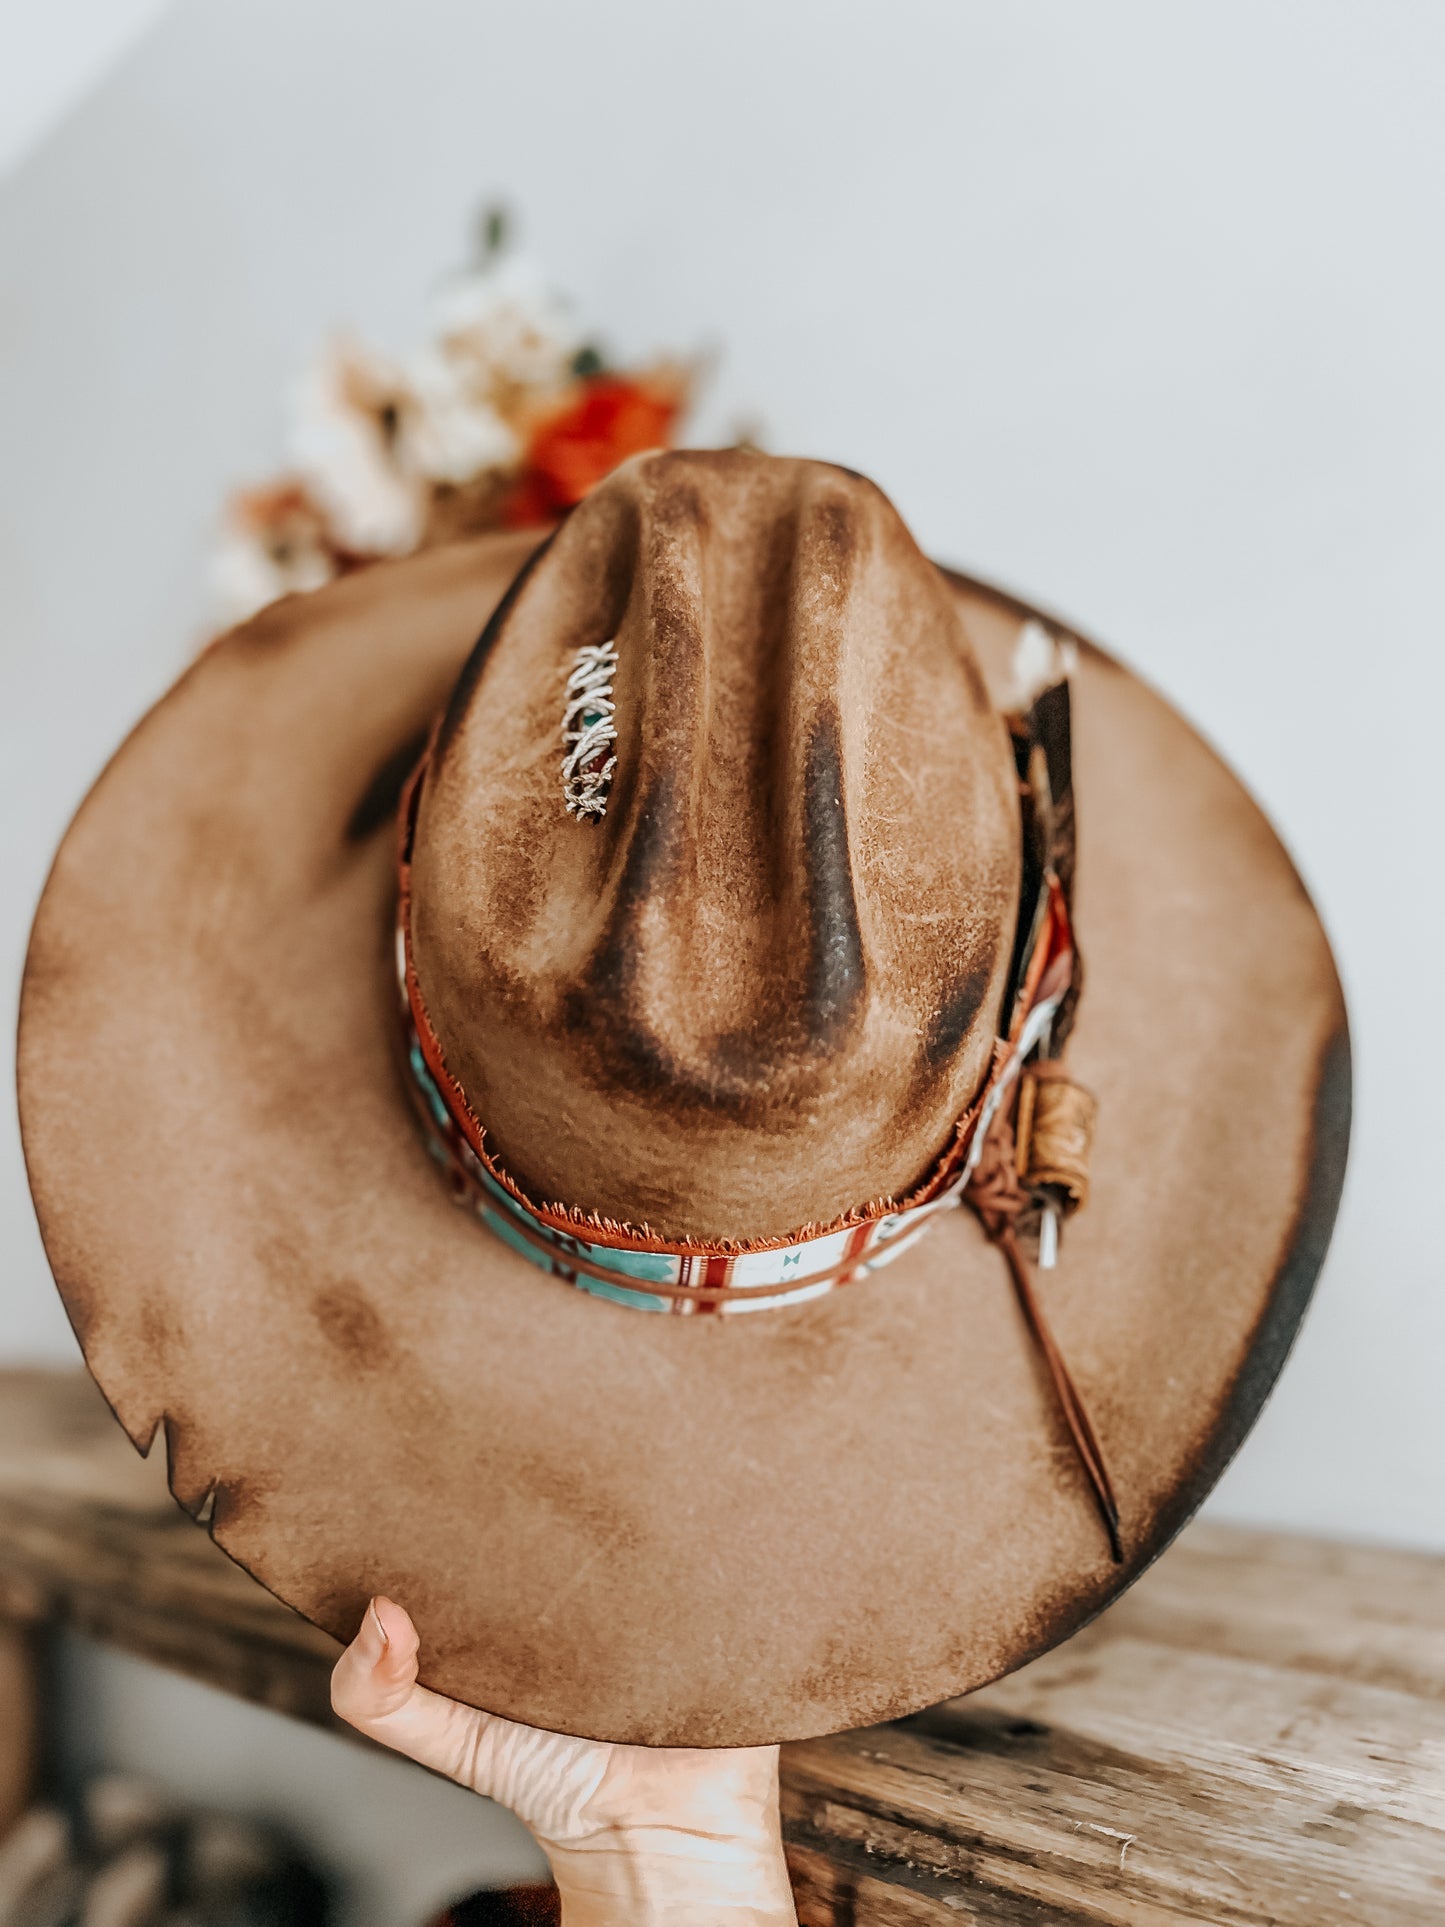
404,1032,944,1315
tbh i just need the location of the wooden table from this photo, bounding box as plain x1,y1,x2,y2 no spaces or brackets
0,1369,1441,1925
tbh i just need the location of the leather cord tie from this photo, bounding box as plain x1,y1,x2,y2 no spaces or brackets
964,1091,1122,1564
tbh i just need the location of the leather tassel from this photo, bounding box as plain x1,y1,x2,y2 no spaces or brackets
994,1224,1122,1563
964,1103,1122,1564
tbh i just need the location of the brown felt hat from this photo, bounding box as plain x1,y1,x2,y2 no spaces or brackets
18,450,1348,1746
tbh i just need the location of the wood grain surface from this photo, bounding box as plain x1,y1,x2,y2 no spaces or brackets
1,1369,1441,1924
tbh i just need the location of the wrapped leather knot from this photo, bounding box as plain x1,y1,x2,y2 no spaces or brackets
1015,1063,1096,1212
963,1106,1029,1241
964,1091,1121,1563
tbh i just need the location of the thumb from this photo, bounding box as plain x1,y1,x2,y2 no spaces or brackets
331,1596,491,1788
331,1596,418,1720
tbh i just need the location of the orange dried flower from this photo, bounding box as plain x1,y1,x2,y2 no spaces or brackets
503,372,687,528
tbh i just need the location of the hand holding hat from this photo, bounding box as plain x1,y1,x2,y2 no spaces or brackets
331,1596,796,1924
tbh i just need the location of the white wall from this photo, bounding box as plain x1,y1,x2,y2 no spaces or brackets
2,1,1443,1917
0,0,171,176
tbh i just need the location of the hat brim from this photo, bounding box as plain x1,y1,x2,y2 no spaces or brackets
18,532,1348,1746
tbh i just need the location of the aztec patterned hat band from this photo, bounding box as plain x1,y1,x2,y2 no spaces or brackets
394,653,1122,1560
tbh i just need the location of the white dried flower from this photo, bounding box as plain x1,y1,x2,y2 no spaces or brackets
431,255,582,401
404,346,520,485
290,338,428,556
212,483,338,625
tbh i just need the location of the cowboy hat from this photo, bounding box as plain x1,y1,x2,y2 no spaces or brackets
18,450,1348,1745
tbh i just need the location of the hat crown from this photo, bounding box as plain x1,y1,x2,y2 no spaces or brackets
409,449,1020,1238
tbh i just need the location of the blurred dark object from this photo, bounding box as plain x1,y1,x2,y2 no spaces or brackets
0,1774,331,1926
428,1887,559,1926
0,1624,36,1842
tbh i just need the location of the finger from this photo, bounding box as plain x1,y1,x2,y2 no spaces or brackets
330,1595,419,1724
330,1596,492,1789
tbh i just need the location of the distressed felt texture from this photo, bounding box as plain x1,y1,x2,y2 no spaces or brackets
411,454,1018,1241
18,454,1348,1745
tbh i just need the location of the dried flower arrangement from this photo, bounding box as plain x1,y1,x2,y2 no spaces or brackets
213,211,693,625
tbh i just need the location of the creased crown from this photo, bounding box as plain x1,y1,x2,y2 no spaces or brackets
409,450,1020,1240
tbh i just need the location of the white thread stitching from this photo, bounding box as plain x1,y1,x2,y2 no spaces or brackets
561,640,618,819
